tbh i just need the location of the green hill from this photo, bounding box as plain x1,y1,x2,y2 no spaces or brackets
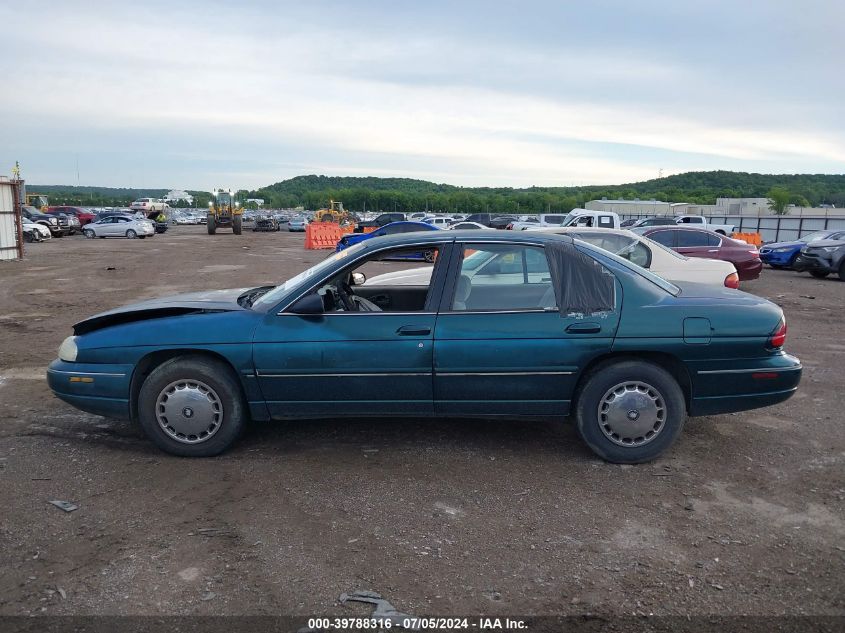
30,171,845,212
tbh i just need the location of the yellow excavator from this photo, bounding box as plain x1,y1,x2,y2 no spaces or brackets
207,189,243,235
316,200,351,224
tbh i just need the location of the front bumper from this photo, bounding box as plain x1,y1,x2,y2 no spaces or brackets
793,251,836,273
759,248,797,266
687,353,801,416
47,359,133,419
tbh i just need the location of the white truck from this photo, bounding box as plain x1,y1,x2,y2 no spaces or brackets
672,215,737,235
509,212,581,231
524,209,622,230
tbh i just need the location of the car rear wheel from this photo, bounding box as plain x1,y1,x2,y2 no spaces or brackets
137,356,246,457
810,270,829,279
83,229,95,239
126,229,137,239
575,360,686,464
838,261,845,281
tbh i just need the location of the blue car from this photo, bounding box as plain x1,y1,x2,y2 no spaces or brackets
336,221,440,260
759,230,845,269
47,231,801,463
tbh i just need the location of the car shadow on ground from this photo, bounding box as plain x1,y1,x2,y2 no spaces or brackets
237,415,590,460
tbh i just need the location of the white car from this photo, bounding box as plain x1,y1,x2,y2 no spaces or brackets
449,221,494,230
82,215,155,239
130,198,168,213
22,217,52,240
366,227,739,289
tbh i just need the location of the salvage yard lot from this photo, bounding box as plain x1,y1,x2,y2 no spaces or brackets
0,226,842,616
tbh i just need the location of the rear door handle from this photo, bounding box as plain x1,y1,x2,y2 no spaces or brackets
396,325,431,336
566,322,601,334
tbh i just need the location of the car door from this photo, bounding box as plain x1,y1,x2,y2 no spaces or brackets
433,241,620,417
95,217,116,236
252,241,453,419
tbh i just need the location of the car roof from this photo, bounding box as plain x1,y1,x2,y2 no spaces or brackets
355,228,576,251
539,227,640,239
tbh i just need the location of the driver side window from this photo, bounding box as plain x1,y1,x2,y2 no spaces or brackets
314,245,442,313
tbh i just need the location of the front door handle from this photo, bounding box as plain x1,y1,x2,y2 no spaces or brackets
566,322,601,334
396,325,431,336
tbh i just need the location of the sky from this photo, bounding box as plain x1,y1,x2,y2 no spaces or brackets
2,0,843,190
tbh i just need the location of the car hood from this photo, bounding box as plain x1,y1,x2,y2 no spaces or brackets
804,239,845,248
73,288,250,335
364,267,432,286
762,240,802,249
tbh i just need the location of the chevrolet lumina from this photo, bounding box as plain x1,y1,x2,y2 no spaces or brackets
47,231,801,463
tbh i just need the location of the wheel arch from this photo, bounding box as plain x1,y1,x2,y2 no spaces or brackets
129,349,246,422
573,351,692,412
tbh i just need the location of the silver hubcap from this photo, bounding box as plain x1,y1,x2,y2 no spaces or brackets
598,381,666,447
155,379,223,444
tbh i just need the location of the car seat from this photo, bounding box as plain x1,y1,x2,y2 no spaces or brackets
452,274,472,310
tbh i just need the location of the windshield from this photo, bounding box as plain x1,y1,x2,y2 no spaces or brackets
800,230,833,243
252,243,368,308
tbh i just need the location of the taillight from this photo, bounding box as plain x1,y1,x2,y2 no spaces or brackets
506,223,514,230
724,272,739,289
768,317,787,349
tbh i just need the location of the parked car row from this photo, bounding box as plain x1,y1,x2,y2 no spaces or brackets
759,230,845,280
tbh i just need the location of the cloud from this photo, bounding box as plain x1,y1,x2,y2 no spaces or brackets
1,0,842,189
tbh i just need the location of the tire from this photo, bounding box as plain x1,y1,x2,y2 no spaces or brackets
137,356,247,457
769,264,783,270
233,216,242,235
138,235,146,239
838,261,845,281
810,270,829,279
83,229,95,239
574,360,686,464
126,229,137,239
787,253,799,270
207,216,216,235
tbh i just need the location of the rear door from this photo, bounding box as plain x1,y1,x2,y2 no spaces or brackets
433,241,620,417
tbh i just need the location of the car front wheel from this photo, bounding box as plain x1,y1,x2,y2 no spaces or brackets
138,356,246,457
83,229,95,239
575,360,686,464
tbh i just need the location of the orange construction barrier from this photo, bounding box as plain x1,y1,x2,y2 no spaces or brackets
362,226,378,234
731,232,762,247
305,222,344,249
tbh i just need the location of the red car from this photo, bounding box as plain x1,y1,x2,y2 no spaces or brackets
47,206,96,226
635,226,763,281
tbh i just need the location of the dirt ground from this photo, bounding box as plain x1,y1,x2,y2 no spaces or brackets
0,226,842,619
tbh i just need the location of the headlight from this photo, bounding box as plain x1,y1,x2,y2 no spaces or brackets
772,247,792,252
822,246,840,253
49,217,58,224
58,336,78,362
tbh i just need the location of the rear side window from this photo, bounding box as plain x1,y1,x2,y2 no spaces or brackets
597,215,615,228
452,244,554,311
649,230,675,247
677,231,711,247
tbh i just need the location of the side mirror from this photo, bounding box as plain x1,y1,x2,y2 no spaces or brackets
351,272,367,286
289,294,325,315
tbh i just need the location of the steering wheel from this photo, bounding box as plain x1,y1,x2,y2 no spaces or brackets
335,281,357,311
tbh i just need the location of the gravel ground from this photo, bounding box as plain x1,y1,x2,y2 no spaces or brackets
0,226,842,619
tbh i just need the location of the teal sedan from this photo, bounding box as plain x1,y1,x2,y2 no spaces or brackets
47,231,801,463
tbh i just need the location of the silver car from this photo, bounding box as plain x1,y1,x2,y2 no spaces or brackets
82,215,155,239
